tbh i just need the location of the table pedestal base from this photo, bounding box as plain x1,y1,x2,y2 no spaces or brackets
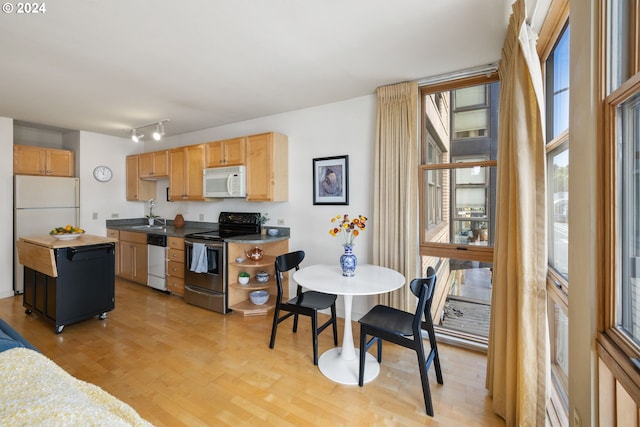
317,348,380,385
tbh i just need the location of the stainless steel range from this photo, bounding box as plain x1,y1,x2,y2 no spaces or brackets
183,212,261,313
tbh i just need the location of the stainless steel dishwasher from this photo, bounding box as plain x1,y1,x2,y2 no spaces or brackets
147,234,168,291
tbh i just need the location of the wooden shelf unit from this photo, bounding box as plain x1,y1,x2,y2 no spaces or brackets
227,239,288,316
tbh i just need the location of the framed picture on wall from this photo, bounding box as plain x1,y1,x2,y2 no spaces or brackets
313,155,349,205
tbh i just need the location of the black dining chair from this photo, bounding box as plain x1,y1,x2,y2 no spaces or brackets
269,250,339,365
357,267,443,416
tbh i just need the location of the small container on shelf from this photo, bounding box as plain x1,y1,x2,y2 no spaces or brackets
238,272,250,285
255,271,269,283
250,290,269,305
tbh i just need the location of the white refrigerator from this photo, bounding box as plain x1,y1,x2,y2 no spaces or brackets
14,175,80,293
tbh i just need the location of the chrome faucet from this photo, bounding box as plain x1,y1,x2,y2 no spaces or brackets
155,217,167,226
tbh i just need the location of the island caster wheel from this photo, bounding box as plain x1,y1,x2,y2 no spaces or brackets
98,313,108,320
55,325,64,334
25,309,32,315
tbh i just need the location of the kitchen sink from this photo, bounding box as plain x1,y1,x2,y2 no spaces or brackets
129,225,165,230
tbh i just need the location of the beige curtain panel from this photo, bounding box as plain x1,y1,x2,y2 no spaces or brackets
485,0,550,425
373,81,419,310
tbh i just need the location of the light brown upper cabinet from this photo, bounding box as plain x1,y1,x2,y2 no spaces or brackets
246,132,288,201
14,145,74,177
205,137,246,167
126,155,156,201
168,145,205,201
139,150,168,179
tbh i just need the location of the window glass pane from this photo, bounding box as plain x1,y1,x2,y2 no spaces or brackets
607,0,630,93
454,86,486,108
549,144,569,279
618,91,640,345
549,26,570,138
454,109,488,139
550,300,569,405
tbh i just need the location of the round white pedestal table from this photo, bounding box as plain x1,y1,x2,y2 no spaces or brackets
293,264,405,385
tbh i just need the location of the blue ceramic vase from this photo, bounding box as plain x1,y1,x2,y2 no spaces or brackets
340,244,357,277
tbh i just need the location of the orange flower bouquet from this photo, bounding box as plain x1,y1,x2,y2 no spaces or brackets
329,214,367,246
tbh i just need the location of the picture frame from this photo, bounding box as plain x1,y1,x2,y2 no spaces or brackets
313,155,349,205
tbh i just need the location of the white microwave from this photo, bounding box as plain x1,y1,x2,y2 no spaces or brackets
203,165,246,198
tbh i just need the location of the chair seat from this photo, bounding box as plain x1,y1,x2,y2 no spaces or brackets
286,291,337,311
358,304,413,336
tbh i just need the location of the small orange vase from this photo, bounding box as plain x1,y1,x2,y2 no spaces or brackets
173,214,185,228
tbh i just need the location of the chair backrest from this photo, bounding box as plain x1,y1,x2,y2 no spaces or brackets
409,266,437,333
274,251,305,298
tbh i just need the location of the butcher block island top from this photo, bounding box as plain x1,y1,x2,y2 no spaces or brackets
19,234,117,249
17,234,117,278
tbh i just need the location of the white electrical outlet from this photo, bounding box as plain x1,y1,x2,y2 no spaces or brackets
199,214,204,221
111,213,119,218
92,212,98,220
277,219,285,225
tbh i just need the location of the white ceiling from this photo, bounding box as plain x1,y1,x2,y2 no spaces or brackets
0,0,517,139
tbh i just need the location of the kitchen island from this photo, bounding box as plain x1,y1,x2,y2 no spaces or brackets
16,234,117,333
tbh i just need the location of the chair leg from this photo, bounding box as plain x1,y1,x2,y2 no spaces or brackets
311,313,319,365
269,307,280,349
415,342,434,416
377,338,382,362
293,313,299,333
330,303,338,345
358,326,366,387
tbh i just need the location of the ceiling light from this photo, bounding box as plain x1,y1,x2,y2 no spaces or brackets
152,122,165,141
130,119,169,143
131,129,143,143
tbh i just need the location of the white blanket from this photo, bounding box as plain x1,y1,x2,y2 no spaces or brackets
0,348,153,426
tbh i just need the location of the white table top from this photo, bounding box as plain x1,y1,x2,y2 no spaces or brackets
293,264,405,296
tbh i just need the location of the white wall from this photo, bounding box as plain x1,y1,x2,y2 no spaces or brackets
77,131,147,237
0,118,14,298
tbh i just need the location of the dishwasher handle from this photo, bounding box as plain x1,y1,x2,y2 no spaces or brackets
66,244,114,261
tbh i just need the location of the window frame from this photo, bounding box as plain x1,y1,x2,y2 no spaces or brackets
537,0,570,422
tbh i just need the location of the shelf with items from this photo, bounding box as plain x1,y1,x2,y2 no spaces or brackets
227,240,288,316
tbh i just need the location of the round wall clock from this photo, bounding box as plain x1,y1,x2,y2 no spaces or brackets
93,165,113,182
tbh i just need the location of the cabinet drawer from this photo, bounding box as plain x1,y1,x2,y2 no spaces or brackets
106,229,119,239
168,277,185,296
168,260,185,278
119,230,147,244
168,236,184,250
168,248,184,262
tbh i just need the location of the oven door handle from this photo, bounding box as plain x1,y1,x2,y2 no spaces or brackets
184,241,224,249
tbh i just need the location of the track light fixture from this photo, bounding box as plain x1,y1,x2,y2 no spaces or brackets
152,121,165,141
130,119,169,142
131,129,143,143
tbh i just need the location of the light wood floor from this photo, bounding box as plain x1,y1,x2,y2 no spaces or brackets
0,278,506,427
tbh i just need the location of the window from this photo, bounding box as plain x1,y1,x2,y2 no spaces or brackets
539,7,570,423
420,78,498,345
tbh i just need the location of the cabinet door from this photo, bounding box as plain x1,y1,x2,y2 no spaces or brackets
132,242,148,284
246,133,272,201
138,152,155,178
223,137,246,166
119,241,134,280
14,145,46,175
169,148,186,200
153,150,169,176
205,141,225,167
184,145,205,199
46,149,74,177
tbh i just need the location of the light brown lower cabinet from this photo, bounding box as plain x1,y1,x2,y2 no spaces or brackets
118,231,147,285
167,237,185,296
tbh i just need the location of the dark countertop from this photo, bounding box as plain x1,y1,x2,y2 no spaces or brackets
106,218,290,242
